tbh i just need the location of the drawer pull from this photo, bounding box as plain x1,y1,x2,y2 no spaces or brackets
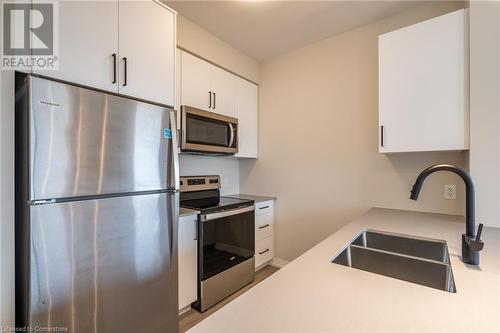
258,224,270,229
258,249,270,255
259,206,270,210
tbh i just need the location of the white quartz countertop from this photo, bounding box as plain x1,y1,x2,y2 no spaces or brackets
188,208,500,332
226,194,276,203
180,207,199,217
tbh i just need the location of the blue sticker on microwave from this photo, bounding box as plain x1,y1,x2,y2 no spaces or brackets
164,128,172,139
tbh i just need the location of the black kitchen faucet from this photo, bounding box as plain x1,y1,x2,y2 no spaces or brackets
410,164,484,266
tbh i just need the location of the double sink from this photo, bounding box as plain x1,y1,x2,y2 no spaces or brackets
332,230,456,293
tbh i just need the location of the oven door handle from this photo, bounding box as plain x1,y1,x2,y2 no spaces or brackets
200,205,255,222
228,123,234,147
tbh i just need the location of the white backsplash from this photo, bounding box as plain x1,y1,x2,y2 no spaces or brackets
179,154,240,195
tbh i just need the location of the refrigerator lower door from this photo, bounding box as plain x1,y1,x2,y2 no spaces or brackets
26,192,179,333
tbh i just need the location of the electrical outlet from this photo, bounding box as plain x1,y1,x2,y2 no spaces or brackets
444,185,457,200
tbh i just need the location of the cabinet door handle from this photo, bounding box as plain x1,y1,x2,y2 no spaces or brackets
258,224,270,229
380,125,384,147
258,249,270,255
208,91,212,108
122,57,128,87
213,92,216,109
259,206,270,210
112,53,117,84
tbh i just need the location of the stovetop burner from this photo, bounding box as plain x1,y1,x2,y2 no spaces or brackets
180,194,253,214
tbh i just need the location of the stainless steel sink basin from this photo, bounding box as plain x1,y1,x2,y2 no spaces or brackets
332,230,456,293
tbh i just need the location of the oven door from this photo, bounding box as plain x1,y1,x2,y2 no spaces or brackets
199,205,255,281
181,106,238,154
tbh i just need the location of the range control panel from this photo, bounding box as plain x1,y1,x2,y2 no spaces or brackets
180,175,220,192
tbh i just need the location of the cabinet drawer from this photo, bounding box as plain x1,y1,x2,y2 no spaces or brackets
255,200,273,215
255,236,273,268
255,213,273,240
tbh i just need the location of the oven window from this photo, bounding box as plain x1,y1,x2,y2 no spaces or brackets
201,210,255,280
186,113,229,147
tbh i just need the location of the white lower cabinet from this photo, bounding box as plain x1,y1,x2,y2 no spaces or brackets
178,213,198,310
254,200,274,269
255,236,274,268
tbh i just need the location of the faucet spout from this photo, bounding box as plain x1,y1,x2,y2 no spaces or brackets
410,164,483,265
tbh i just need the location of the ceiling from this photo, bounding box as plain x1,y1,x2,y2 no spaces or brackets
166,1,424,61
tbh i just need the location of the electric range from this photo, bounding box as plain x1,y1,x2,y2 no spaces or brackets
179,175,255,312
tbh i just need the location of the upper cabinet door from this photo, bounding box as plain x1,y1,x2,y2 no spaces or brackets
378,9,468,153
119,1,176,106
235,79,258,158
211,66,235,117
180,51,212,111
33,1,119,92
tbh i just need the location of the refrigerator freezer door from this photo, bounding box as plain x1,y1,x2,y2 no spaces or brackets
28,76,178,200
27,192,179,333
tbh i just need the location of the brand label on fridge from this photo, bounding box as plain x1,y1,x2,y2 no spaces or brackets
164,128,172,139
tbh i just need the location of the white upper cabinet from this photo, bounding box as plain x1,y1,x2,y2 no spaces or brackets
119,1,176,106
210,67,235,117
33,1,119,92
178,51,258,158
378,9,468,153
180,50,234,116
235,79,258,158
34,1,176,106
179,50,258,158
181,51,212,111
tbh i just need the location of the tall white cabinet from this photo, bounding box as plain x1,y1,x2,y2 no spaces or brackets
178,212,198,311
33,0,176,106
378,9,468,153
179,50,258,158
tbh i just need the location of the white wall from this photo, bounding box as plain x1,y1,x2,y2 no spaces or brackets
469,0,500,228
179,155,240,195
177,14,259,83
240,1,468,261
0,69,15,327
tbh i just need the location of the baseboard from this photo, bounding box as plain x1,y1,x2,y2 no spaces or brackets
178,305,192,316
269,257,290,268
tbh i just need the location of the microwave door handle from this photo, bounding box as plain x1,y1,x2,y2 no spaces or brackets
229,123,234,147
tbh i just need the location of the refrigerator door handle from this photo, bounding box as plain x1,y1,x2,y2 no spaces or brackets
168,194,179,264
169,110,180,190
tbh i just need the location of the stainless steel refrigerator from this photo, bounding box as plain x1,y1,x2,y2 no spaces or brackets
15,74,180,333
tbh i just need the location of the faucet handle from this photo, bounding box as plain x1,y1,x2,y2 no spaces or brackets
475,223,483,242
469,223,484,252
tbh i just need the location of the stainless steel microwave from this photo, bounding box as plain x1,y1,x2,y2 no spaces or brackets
180,106,238,154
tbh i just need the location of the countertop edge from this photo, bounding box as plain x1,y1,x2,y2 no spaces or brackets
225,193,276,203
